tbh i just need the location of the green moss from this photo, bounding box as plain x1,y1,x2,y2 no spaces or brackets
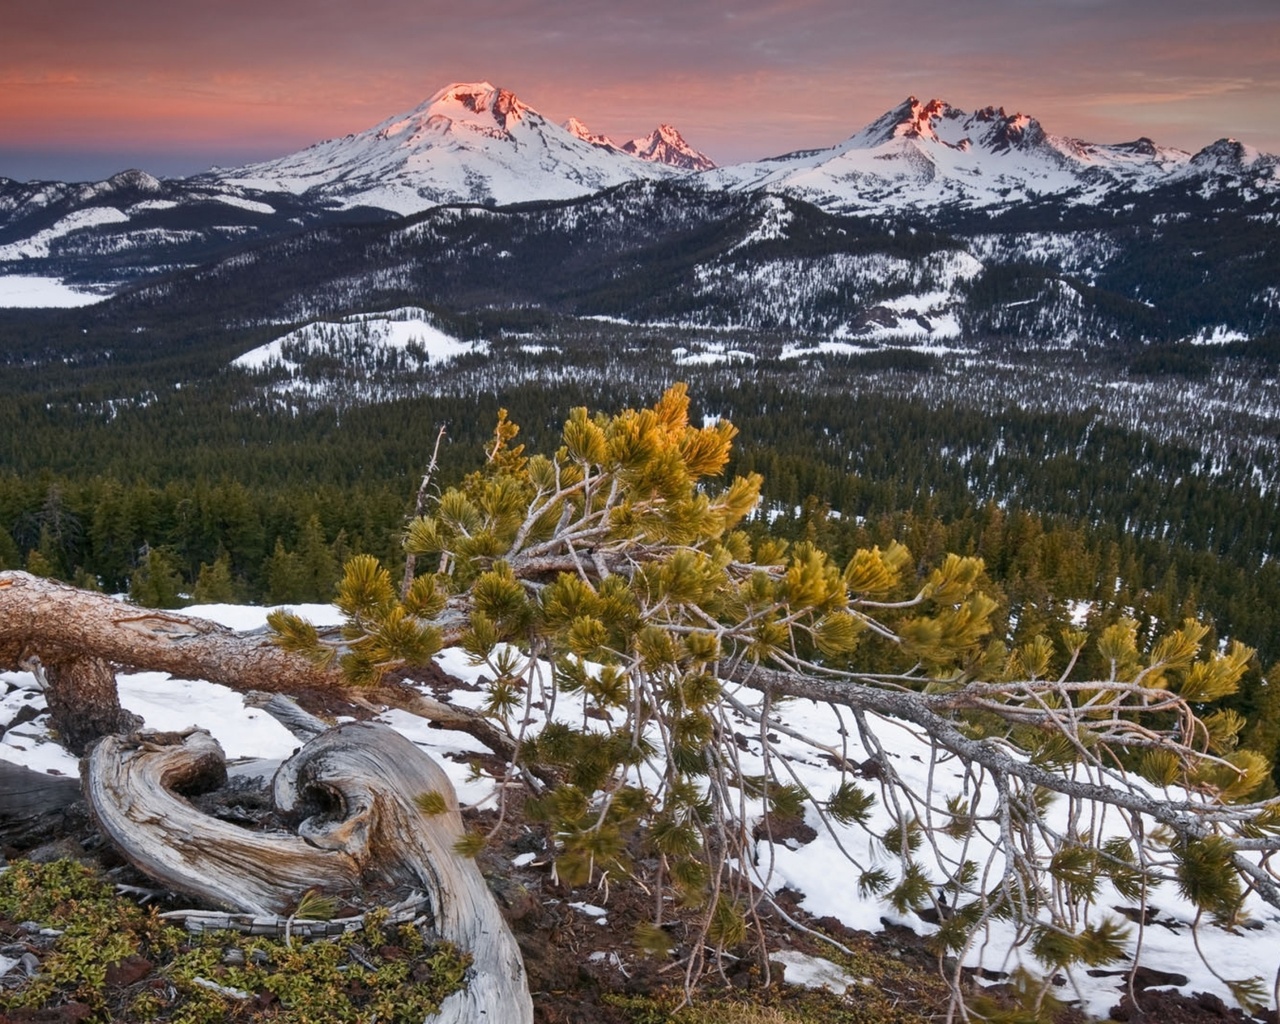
0,859,469,1023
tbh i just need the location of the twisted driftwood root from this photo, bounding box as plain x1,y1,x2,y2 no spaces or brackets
84,722,532,1024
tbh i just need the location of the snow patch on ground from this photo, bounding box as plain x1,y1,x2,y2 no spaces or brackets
673,342,756,366
1189,325,1249,346
127,199,181,213
770,950,864,994
208,194,276,215
0,276,109,308
233,307,485,372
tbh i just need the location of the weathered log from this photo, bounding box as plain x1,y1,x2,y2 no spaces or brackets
0,571,513,759
0,760,81,820
83,722,532,1024
0,572,335,694
243,690,331,741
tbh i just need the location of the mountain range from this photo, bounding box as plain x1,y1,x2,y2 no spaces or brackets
0,80,1277,341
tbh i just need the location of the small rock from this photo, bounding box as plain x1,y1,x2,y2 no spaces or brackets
104,954,154,987
26,838,87,865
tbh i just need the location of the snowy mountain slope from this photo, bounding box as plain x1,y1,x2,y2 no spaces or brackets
115,182,993,339
0,168,385,298
701,96,1279,213
232,307,488,406
2,84,1276,308
563,118,716,170
81,174,1274,353
209,82,679,216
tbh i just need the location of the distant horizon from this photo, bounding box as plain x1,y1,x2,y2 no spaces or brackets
4,0,1278,183
3,81,1276,185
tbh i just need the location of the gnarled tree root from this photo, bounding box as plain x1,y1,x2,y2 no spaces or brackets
84,721,532,1024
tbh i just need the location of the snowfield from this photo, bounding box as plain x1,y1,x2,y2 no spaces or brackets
0,275,110,308
233,307,486,373
3,599,1278,1018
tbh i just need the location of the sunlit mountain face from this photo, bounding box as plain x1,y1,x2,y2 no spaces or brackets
0,82,1275,309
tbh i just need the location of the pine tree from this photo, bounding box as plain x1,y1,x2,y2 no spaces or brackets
263,538,308,605
192,552,237,604
272,386,1278,1014
128,546,185,609
24,547,57,579
296,513,339,601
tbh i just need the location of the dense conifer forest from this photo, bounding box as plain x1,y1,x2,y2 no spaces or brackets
3,295,1279,783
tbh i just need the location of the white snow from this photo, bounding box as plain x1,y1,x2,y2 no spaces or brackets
673,342,756,366
770,949,864,994
0,275,109,308
127,199,181,213
1190,325,1248,346
0,206,130,260
208,194,276,215
233,307,484,372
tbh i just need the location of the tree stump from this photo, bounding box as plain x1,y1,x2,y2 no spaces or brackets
84,722,533,1024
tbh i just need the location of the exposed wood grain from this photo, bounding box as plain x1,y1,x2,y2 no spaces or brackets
84,722,532,1024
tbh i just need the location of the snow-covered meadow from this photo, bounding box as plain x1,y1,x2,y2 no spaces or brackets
0,275,109,308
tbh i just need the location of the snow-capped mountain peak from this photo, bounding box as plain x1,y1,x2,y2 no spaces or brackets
622,124,716,171
366,81,533,148
1187,137,1278,176
404,81,530,133
562,118,716,170
207,82,681,216
848,97,1046,155
562,117,617,150
701,94,1274,213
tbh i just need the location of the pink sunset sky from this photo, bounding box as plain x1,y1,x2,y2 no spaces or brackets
3,0,1278,181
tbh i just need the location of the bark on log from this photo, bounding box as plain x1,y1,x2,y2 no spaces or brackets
0,571,513,759
83,722,532,1024
43,656,143,754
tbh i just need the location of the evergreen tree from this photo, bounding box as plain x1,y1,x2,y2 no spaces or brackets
296,513,339,601
273,387,1277,1014
0,529,20,570
263,538,308,605
24,547,57,579
192,552,237,604
128,546,186,609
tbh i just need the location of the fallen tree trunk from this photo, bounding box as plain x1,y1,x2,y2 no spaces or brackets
84,722,532,1024
0,572,336,694
0,571,513,758
0,760,81,820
